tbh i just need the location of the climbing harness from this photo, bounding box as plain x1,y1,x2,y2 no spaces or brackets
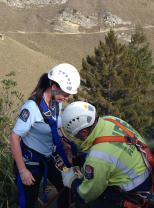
93,118,154,171
93,118,154,208
39,98,72,167
17,97,76,208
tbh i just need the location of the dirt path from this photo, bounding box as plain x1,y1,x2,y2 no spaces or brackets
1,25,154,36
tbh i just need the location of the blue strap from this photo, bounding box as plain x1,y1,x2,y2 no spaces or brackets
71,179,85,203
17,174,26,208
20,140,48,204
40,98,71,167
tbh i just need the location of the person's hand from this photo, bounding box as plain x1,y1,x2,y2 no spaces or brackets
74,166,83,179
62,167,77,188
19,168,35,186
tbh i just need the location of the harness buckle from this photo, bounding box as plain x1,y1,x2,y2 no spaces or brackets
137,191,154,199
125,136,137,145
43,110,52,117
52,154,67,172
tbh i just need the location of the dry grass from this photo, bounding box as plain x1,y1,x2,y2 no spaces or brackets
0,35,57,97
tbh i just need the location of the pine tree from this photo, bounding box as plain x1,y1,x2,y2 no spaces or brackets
78,29,154,137
128,27,154,136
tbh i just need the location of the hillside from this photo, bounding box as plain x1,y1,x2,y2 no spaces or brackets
0,0,154,96
0,36,57,96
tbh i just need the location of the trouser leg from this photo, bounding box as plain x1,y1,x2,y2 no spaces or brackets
47,160,71,208
86,186,124,208
22,182,40,208
88,196,119,208
15,164,43,208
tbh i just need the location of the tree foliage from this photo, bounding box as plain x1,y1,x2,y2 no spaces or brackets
78,28,154,138
0,72,24,208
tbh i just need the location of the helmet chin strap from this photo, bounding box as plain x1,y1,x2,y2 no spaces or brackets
49,80,53,86
52,88,68,97
51,89,61,98
50,89,62,104
51,92,56,104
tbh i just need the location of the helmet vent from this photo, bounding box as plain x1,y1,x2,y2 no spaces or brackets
66,117,80,130
59,71,71,83
58,70,72,88
87,116,92,123
49,71,53,76
66,86,72,91
88,105,94,111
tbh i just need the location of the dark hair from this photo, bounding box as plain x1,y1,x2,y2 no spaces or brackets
30,73,51,105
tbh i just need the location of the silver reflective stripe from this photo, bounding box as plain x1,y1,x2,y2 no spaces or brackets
23,157,39,166
89,150,150,190
120,169,150,191
89,150,137,178
25,161,40,165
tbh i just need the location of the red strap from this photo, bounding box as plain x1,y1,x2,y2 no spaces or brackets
93,136,126,145
105,118,135,138
93,118,147,149
93,118,154,185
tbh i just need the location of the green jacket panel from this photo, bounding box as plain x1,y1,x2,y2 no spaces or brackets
77,116,149,202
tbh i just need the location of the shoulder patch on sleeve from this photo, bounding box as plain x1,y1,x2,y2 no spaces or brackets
84,165,94,180
19,109,30,122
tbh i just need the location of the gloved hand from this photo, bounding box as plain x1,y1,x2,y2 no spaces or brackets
62,167,77,188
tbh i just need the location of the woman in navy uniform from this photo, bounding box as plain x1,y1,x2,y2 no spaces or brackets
10,63,80,208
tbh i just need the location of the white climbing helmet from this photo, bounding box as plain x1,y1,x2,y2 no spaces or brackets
48,63,80,94
62,101,96,135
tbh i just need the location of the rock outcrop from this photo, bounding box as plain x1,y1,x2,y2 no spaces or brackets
1,0,68,8
54,8,98,33
103,11,131,27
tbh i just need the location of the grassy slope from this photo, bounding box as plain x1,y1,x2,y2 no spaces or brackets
0,36,57,96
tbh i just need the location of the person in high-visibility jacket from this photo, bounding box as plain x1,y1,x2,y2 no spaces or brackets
61,101,152,208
